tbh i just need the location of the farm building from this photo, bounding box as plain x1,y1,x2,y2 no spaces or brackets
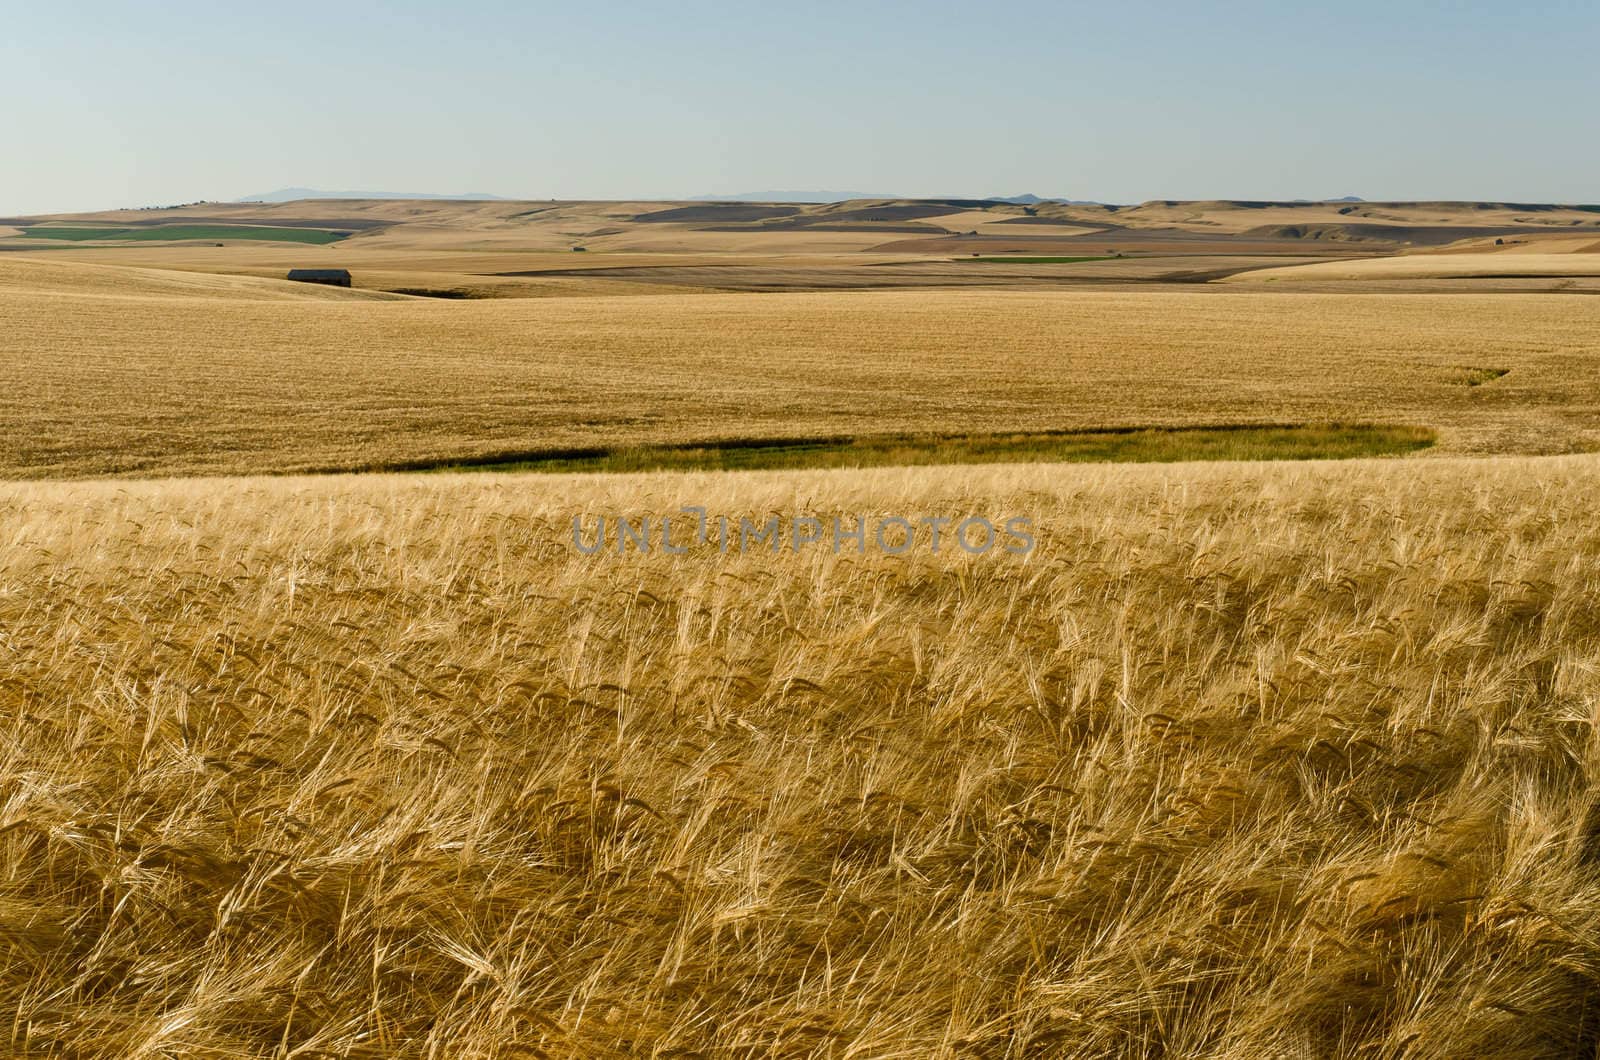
286,268,351,287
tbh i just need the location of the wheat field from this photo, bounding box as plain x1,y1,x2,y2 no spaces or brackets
5,456,1600,1056
6,257,1600,477
10,200,1600,1057
1231,253,1600,284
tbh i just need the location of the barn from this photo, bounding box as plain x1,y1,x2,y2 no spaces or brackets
286,268,352,288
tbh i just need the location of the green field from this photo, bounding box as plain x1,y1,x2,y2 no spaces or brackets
956,255,1118,264
415,423,1436,475
18,224,350,244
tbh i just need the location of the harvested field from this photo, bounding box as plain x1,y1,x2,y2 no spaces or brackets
869,232,1383,256
630,204,803,223
1232,253,1600,284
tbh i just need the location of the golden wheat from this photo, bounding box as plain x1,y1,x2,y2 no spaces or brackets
5,260,1600,477
4,455,1600,1055
1231,253,1600,283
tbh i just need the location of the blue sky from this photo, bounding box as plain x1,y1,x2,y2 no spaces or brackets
3,0,1596,214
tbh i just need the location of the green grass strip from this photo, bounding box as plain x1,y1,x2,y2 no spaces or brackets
19,225,349,244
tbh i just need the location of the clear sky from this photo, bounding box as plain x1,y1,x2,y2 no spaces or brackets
3,0,1596,214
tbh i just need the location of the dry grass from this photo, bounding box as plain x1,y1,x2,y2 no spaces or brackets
1231,254,1600,284
0,257,405,303
6,261,1600,477
6,456,1600,1055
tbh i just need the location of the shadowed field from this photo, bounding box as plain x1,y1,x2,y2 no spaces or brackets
422,424,1436,474
7,456,1600,1055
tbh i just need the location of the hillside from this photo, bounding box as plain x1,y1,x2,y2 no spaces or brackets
5,256,1600,477
8,197,1598,258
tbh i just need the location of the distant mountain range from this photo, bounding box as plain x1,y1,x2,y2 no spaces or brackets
689,191,898,203
988,193,1077,205
690,191,1101,205
237,188,511,203
234,187,1368,207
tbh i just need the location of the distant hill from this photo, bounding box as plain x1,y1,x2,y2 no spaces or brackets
232,188,1362,207
237,188,510,203
690,191,899,203
691,190,1105,206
